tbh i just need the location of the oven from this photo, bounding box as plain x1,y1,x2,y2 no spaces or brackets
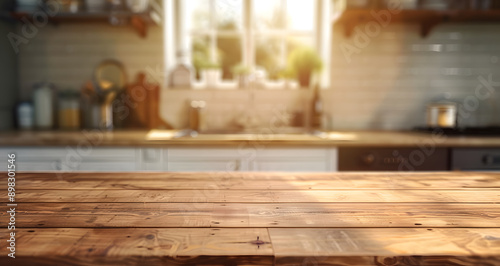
451,148,500,171
338,147,449,171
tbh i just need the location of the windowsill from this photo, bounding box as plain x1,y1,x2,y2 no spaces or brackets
168,80,307,90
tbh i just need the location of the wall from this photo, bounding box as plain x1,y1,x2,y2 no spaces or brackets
326,23,500,130
0,21,18,130
162,23,500,130
18,22,500,131
19,24,164,98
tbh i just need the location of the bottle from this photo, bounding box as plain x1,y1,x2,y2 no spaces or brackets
170,51,194,88
310,84,323,130
189,100,207,132
33,83,55,129
16,102,34,130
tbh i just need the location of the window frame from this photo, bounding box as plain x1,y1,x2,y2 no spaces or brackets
166,0,331,89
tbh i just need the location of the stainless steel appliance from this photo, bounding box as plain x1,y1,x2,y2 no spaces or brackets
414,127,500,171
338,147,449,171
415,126,500,136
452,148,500,171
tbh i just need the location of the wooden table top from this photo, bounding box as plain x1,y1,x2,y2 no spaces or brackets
1,172,499,265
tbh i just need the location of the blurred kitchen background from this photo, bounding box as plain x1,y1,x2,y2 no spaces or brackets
1,0,500,131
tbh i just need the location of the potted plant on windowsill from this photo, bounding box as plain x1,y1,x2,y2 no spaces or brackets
286,47,323,88
232,64,252,89
200,62,222,89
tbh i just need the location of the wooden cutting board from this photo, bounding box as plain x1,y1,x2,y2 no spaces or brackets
124,72,172,129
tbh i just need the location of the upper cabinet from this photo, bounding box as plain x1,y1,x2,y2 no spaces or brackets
332,0,500,37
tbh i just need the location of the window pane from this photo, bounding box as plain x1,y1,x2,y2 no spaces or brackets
217,36,242,80
253,0,284,30
215,0,243,31
185,0,210,31
286,0,315,31
191,36,211,81
255,37,284,80
287,36,315,58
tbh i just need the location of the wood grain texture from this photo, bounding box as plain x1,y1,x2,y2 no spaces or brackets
0,228,272,266
0,172,499,265
3,172,500,190
4,203,499,228
270,228,500,265
2,189,498,203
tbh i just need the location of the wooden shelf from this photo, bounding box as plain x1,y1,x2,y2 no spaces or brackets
6,11,158,38
334,9,500,37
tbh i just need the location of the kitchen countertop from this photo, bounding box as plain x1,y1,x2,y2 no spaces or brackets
1,129,500,147
1,171,499,265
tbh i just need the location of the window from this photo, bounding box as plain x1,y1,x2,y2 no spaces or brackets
172,0,329,87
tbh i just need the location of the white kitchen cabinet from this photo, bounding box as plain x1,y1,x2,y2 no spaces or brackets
139,148,168,171
251,148,337,172
0,148,64,172
0,147,139,172
0,147,338,172
168,160,243,172
166,147,337,172
251,159,330,172
167,148,249,172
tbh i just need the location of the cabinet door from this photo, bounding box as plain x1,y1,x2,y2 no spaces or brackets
0,148,64,171
140,148,167,171
12,160,62,172
69,148,138,172
167,148,246,172
251,159,329,172
168,159,242,172
76,161,138,172
251,148,335,172
0,147,138,172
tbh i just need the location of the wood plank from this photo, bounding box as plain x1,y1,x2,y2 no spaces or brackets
8,171,498,178
0,228,273,265
270,228,500,265
2,189,499,203
4,172,500,190
7,171,500,182
5,203,499,228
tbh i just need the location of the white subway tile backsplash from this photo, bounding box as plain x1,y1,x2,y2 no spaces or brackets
329,22,500,130
17,19,500,131
19,24,164,99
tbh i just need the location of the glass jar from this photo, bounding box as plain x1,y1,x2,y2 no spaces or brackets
58,90,81,130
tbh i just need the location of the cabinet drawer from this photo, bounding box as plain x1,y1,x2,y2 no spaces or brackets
0,147,136,159
252,159,328,172
168,159,243,172
82,148,137,158
12,161,61,172
77,161,138,172
255,148,329,158
1,148,65,158
168,148,240,158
